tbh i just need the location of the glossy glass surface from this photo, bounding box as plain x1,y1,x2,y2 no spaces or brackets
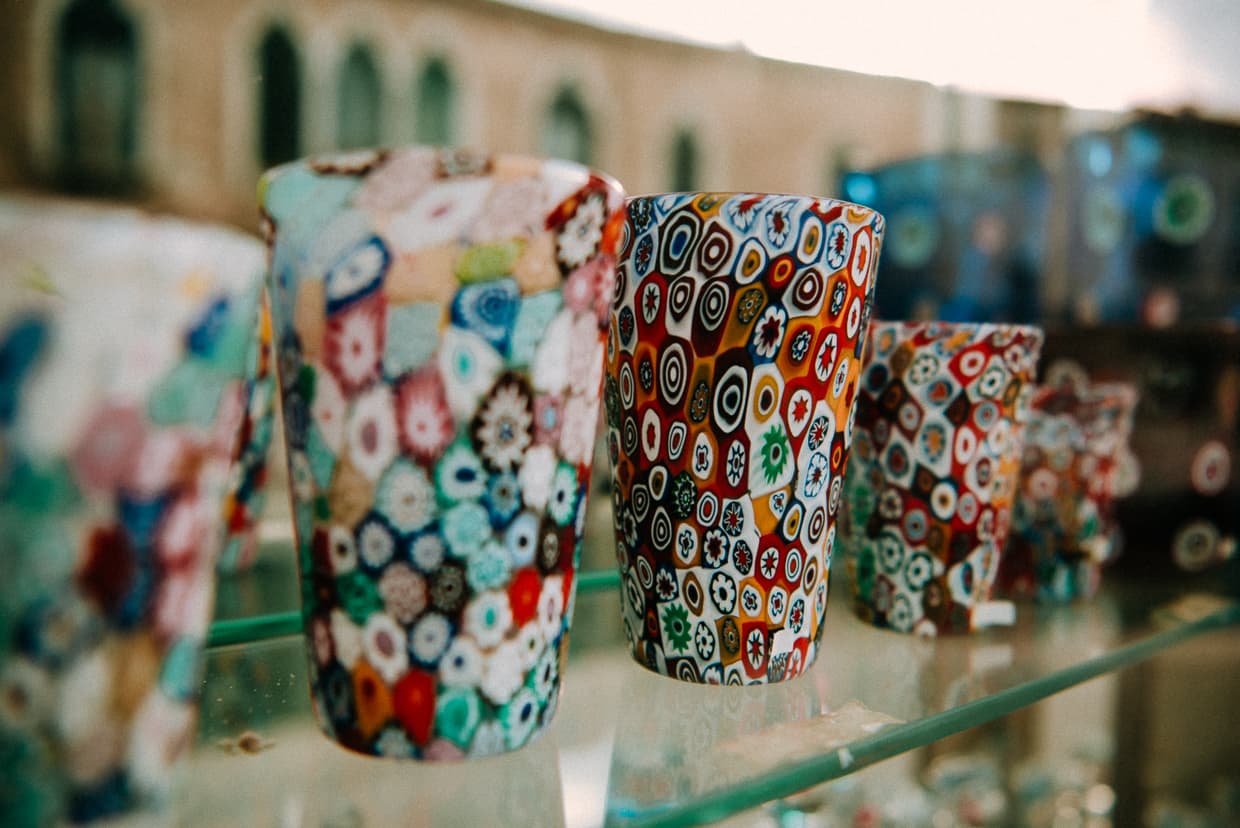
193,540,1239,827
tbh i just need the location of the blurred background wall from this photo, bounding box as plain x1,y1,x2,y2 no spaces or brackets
0,0,1109,232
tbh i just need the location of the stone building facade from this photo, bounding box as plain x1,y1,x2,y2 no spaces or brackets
0,0,1105,231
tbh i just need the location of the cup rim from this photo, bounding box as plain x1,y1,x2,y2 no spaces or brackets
869,319,1045,340
1033,379,1140,410
258,144,625,218
625,191,881,214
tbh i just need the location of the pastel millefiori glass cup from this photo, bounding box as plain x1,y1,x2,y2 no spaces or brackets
606,192,885,684
260,147,625,758
1000,380,1139,602
842,321,1044,636
0,195,270,824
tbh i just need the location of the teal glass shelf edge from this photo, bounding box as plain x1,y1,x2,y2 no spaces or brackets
607,599,1240,828
206,567,623,649
206,612,301,648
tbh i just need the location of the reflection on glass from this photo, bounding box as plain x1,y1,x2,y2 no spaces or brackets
597,574,1237,826
187,637,567,827
607,667,822,822
198,551,1238,827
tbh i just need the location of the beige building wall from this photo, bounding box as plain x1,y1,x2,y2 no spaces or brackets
2,0,1076,231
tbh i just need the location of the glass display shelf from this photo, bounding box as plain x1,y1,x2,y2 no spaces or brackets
190,542,1240,828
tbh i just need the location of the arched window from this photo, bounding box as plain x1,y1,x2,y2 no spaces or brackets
56,0,139,192
414,58,456,146
257,26,301,167
337,43,381,150
542,85,591,165
670,129,699,191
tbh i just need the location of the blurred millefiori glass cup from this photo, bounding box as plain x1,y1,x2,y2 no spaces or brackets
260,146,625,758
0,196,270,824
999,379,1139,602
842,320,1044,636
606,191,884,684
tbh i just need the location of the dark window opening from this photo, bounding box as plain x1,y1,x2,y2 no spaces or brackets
414,58,456,146
671,129,699,191
337,44,381,150
258,26,301,168
56,0,140,193
542,85,591,165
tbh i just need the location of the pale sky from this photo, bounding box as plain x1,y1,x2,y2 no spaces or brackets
503,0,1240,115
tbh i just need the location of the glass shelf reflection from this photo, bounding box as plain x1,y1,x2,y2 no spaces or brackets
195,548,1239,827
606,587,1239,827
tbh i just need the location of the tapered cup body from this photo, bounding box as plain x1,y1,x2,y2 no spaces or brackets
606,192,884,683
260,147,625,757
